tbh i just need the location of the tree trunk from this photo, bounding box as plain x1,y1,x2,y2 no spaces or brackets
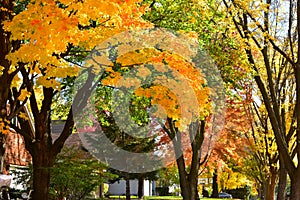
290,63,300,200
188,120,204,200
258,186,265,200
189,174,199,200
99,183,104,198
126,175,131,200
31,150,54,200
176,155,191,200
16,89,74,200
289,172,300,200
263,180,267,200
138,177,144,199
211,170,218,198
168,119,205,200
0,137,6,173
277,159,287,200
0,0,14,117
0,0,15,177
170,118,190,200
193,181,200,200
265,172,277,200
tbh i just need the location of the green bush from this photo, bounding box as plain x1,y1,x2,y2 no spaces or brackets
50,146,116,200
225,185,251,199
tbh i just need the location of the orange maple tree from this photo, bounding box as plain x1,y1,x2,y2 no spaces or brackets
208,94,253,193
0,0,150,199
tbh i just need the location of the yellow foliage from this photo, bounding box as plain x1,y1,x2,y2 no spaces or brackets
117,48,161,66
103,48,211,131
0,119,10,135
219,171,252,190
18,89,31,101
18,112,29,120
11,75,21,88
0,66,4,76
101,71,123,86
3,0,151,92
36,76,61,90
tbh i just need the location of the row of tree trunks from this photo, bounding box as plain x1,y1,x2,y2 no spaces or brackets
124,176,144,200
221,0,300,199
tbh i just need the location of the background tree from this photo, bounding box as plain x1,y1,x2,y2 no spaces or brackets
142,1,252,199
82,31,214,200
248,100,279,200
0,0,29,173
207,96,253,197
221,0,300,199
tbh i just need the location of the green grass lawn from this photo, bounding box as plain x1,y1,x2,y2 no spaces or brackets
144,197,182,200
108,196,238,200
144,197,234,200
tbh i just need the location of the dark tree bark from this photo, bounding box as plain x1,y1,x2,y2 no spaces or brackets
289,170,300,200
99,183,104,198
31,153,52,200
126,175,131,200
164,119,205,200
0,0,13,118
138,177,144,199
15,86,76,200
176,155,190,200
211,170,218,198
257,187,264,200
265,170,278,200
277,158,287,200
0,0,21,175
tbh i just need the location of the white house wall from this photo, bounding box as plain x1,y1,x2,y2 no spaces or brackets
108,180,153,196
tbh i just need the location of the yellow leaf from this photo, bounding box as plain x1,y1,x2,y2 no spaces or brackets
18,89,31,101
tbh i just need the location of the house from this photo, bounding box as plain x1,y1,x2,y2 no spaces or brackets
2,129,31,190
1,120,87,191
4,129,31,170
108,179,155,196
3,120,156,197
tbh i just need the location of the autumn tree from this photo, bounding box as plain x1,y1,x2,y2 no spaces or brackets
208,96,252,194
0,0,149,199
245,96,282,199
72,26,220,200
0,0,21,172
213,59,292,200
142,1,253,199
221,0,300,199
211,96,281,200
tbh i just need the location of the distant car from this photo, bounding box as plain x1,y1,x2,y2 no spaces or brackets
218,192,232,198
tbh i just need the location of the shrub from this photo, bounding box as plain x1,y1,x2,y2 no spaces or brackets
226,185,251,199
49,146,116,200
